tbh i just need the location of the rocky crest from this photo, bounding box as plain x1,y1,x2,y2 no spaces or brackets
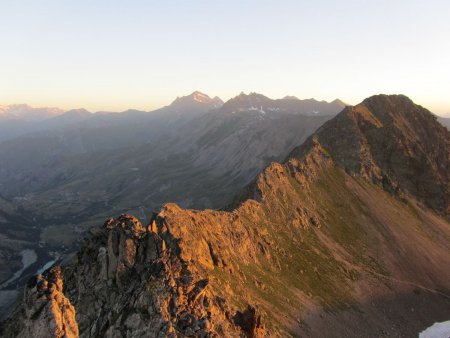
2,95,450,337
290,94,450,217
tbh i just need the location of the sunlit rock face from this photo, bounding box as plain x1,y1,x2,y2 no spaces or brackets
8,266,78,338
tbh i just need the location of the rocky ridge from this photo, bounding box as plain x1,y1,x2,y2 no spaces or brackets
2,94,450,337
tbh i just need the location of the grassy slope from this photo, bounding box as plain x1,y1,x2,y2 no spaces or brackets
160,148,450,337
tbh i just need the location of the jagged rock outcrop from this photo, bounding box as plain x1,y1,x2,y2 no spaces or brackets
3,266,78,338
2,214,265,337
2,95,450,337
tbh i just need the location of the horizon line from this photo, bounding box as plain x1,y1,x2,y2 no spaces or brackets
1,91,450,117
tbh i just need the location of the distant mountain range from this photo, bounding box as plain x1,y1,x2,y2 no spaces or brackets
0,104,64,121
0,93,346,142
2,94,448,337
3,96,447,143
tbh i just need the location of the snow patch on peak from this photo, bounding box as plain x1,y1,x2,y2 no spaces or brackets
192,91,211,102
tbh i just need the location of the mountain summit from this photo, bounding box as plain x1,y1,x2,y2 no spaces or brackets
169,91,223,111
2,95,449,337
290,94,450,216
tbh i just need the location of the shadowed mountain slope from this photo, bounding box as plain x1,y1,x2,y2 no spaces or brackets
3,95,449,337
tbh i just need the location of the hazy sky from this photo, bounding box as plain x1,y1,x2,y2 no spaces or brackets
1,0,449,115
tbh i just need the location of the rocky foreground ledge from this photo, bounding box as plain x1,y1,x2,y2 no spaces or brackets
1,214,265,338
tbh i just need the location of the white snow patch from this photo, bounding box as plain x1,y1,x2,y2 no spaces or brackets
419,320,450,338
193,92,210,103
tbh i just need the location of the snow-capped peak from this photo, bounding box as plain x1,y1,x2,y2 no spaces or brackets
191,91,211,103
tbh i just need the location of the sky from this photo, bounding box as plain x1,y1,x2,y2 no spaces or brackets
1,0,450,116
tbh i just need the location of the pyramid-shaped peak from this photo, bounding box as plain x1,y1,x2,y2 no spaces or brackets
190,91,214,103
330,98,347,107
171,91,223,106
